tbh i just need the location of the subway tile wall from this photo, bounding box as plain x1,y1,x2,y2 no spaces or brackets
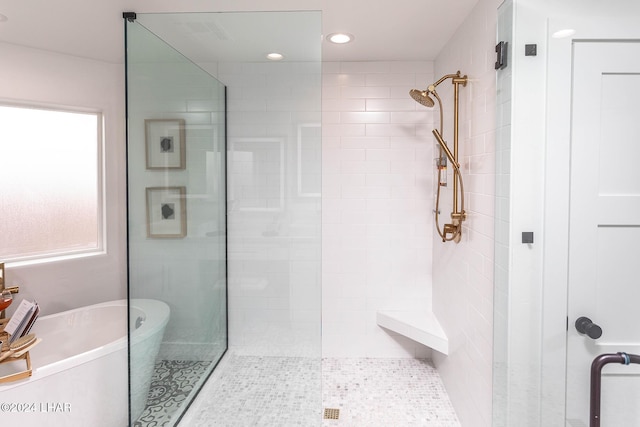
321,61,436,358
430,0,500,426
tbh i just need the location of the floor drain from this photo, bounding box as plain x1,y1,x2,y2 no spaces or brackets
324,408,340,420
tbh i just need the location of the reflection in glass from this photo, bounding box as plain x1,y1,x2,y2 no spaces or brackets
229,138,284,211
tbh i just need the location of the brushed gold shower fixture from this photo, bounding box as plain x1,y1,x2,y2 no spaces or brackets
410,71,468,243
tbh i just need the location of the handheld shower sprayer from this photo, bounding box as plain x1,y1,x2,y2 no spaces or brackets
432,129,457,169
410,71,468,243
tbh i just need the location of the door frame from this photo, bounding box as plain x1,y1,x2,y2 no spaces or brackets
542,14,640,424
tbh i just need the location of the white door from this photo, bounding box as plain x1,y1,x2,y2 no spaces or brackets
566,41,640,426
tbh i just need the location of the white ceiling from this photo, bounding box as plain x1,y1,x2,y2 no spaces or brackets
0,0,480,63
134,12,324,64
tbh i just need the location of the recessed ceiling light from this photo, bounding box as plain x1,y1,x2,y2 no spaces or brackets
327,33,354,44
266,52,284,61
552,28,576,39
0,14,8,23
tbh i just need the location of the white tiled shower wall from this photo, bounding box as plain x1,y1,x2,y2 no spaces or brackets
321,61,437,359
431,0,500,426
321,1,501,419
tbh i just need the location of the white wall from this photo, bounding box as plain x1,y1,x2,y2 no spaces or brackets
0,42,127,316
321,61,435,358
430,0,500,425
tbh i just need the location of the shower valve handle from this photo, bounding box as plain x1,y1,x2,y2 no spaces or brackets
575,316,603,340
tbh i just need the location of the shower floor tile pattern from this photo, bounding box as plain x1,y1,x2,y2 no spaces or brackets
322,358,460,426
180,355,322,426
179,355,460,427
134,360,211,427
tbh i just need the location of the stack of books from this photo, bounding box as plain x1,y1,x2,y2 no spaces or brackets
4,299,39,344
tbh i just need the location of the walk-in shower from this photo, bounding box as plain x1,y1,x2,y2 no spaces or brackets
410,71,468,243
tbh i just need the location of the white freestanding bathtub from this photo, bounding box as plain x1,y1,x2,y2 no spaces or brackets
0,298,169,426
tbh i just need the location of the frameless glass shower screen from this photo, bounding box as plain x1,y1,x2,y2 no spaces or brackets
125,17,227,426
134,10,322,424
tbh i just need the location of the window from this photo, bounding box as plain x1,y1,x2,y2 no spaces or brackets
0,104,103,262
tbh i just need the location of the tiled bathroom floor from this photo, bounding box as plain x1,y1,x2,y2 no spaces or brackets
178,355,322,426
134,360,211,427
178,354,460,427
322,358,460,426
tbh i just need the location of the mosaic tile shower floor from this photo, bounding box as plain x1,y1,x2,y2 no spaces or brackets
179,355,460,427
322,358,460,426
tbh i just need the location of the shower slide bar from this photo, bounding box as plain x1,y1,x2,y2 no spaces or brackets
590,352,640,427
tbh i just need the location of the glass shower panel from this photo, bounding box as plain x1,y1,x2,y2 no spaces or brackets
125,18,227,426
135,11,323,425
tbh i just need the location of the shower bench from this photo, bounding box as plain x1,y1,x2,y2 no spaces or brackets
376,310,449,355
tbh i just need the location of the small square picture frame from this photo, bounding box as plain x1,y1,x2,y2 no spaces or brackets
145,119,186,170
146,186,187,238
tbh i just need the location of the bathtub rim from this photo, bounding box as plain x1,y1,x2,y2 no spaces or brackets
0,298,170,391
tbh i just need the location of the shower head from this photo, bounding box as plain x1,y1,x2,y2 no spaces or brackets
409,88,435,108
411,72,468,109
